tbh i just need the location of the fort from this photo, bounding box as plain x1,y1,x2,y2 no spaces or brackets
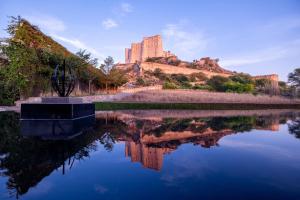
121,34,280,89
125,35,175,63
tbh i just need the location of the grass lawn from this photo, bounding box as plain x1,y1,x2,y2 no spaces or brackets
95,102,300,110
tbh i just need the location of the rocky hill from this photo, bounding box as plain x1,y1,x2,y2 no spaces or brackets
145,56,232,74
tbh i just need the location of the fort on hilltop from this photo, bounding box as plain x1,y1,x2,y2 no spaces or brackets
125,35,175,63
120,34,280,90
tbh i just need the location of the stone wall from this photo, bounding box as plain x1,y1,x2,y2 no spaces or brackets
125,48,131,64
130,43,142,63
252,74,279,82
141,35,164,60
253,74,279,89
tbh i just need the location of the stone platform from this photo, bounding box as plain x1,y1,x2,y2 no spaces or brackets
41,97,83,104
20,97,95,140
21,103,95,119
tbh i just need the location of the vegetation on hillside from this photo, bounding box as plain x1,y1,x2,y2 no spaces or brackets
0,16,127,105
145,56,231,74
135,68,297,97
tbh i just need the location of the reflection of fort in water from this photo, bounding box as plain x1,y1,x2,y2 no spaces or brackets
113,113,283,171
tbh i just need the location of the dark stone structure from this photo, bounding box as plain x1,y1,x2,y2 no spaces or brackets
20,61,95,139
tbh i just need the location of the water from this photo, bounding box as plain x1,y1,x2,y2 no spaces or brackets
0,110,300,200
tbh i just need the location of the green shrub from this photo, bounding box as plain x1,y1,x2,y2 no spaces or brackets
207,75,254,93
229,73,254,84
255,78,271,88
136,77,146,86
254,78,272,94
171,74,189,83
153,68,167,80
224,81,254,93
179,82,192,89
163,81,179,89
145,57,163,62
192,84,212,90
168,59,181,66
207,76,230,92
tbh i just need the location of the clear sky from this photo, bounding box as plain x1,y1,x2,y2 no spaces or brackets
1,0,300,80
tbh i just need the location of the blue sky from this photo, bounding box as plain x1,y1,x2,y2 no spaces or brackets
1,0,300,80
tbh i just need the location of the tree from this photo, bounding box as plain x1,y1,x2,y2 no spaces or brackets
76,49,98,66
229,73,254,84
75,49,99,94
288,68,300,97
100,56,114,93
99,56,127,93
288,68,300,87
254,78,271,94
100,56,114,75
288,119,300,139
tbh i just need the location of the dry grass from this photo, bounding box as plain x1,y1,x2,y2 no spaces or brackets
118,89,300,104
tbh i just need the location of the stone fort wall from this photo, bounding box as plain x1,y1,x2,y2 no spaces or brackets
125,35,174,63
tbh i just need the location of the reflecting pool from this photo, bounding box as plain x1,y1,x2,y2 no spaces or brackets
0,110,300,200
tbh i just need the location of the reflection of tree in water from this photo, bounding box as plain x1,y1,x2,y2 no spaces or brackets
207,116,255,132
99,132,116,152
0,112,106,199
288,118,300,139
148,116,256,137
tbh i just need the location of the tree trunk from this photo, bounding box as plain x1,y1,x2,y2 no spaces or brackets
89,80,91,95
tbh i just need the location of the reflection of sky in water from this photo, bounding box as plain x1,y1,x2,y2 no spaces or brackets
1,112,300,200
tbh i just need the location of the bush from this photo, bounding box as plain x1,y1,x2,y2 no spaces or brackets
192,84,212,90
207,76,230,92
163,81,179,89
179,82,192,89
0,71,18,105
229,73,254,84
224,81,254,93
171,74,189,83
168,59,181,66
190,72,208,82
207,75,254,93
153,68,167,80
145,57,163,62
136,77,146,86
254,78,272,94
255,78,271,88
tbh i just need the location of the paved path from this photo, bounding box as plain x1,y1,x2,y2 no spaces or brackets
0,106,20,112
0,92,133,112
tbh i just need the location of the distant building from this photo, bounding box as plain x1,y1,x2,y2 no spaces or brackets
125,35,175,63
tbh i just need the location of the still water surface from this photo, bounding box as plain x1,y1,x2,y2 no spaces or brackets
0,110,300,200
